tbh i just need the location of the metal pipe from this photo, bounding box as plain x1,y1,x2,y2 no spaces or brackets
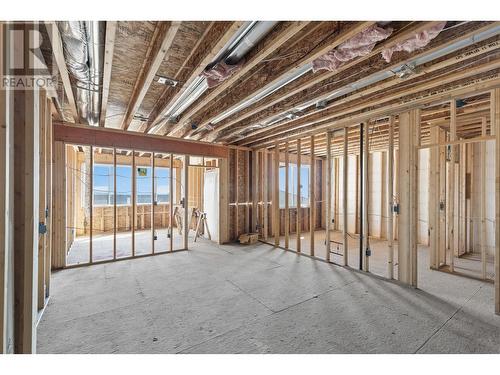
57,21,104,126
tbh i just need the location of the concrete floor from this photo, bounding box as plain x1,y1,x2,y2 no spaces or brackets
67,228,192,265
38,238,500,353
279,229,496,281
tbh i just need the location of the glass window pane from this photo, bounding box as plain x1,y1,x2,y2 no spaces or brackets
135,152,153,256
92,148,114,262
66,144,91,266
116,150,133,258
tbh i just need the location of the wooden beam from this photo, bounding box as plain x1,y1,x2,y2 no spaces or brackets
53,122,229,159
492,88,500,314
263,150,269,241
198,22,376,141
45,21,78,122
248,58,500,148
252,151,258,234
121,22,180,130
169,154,173,251
0,22,14,352
113,148,117,259
438,128,447,267
387,116,394,278
219,157,229,244
13,72,40,353
51,141,65,269
448,100,457,272
273,143,280,246
99,21,117,127
183,156,189,249
343,127,349,266
237,22,498,147
235,150,239,238
169,22,309,136
296,139,302,253
326,131,332,262
147,22,244,135
362,122,369,272
481,116,487,279
397,109,420,287
284,142,289,249
309,135,316,256
37,90,47,310
429,119,440,270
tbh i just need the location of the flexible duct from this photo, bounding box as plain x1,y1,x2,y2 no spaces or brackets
57,21,105,125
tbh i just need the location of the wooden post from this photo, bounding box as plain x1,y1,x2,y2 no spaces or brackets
480,117,487,279
429,124,440,270
89,146,93,263
397,109,420,287
448,100,457,272
387,116,394,278
113,148,117,259
296,139,302,253
310,135,316,256
284,142,289,249
326,131,332,262
252,150,258,234
274,143,280,246
131,151,136,256
245,151,250,234
51,141,66,269
219,156,229,244
343,127,349,266
169,153,174,251
492,88,500,314
183,156,189,249
151,152,155,254
334,157,339,231
235,150,239,239
13,43,40,352
362,123,369,272
263,151,268,241
439,128,447,266
37,90,47,311
44,98,52,299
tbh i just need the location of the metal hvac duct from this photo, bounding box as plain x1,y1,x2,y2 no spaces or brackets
57,21,105,126
224,21,278,65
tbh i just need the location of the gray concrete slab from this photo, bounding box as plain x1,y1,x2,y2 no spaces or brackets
37,240,500,354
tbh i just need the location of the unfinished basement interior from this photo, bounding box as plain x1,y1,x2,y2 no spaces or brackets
2,18,500,355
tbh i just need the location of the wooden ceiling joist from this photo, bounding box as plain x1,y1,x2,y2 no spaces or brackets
99,21,117,127
255,71,500,149
184,21,376,141
44,21,79,122
121,21,181,130
236,31,500,146
248,59,500,149
145,21,245,135
164,21,311,137
210,21,449,143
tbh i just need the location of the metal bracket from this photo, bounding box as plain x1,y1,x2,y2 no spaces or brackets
365,248,371,257
39,222,47,235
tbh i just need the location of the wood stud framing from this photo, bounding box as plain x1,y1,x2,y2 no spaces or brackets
296,140,302,253
493,88,500,315
343,128,349,266
309,135,316,256
387,116,394,278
